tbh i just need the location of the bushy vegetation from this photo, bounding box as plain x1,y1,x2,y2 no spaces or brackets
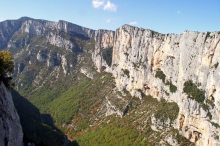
73,95,182,146
122,69,130,78
165,81,177,93
200,103,209,111
47,73,115,126
183,80,205,103
206,99,215,108
0,51,14,74
0,51,14,88
169,83,177,93
75,120,142,146
156,70,177,93
155,70,166,83
154,99,179,122
102,47,113,66
214,62,219,69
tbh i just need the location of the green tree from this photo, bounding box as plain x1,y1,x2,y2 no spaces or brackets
0,51,14,75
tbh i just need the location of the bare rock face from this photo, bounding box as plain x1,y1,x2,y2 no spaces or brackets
0,82,23,146
80,67,94,79
92,29,115,72
93,24,220,145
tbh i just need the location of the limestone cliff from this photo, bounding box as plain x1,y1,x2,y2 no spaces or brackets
94,24,220,146
0,82,23,146
1,17,220,145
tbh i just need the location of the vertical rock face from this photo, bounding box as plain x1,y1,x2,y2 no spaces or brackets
93,24,220,145
0,82,23,146
92,29,115,72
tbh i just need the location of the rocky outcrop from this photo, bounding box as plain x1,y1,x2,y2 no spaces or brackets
0,82,23,146
94,24,220,145
0,20,22,49
0,17,95,51
80,67,94,79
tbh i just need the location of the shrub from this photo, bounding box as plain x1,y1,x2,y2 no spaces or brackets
169,83,177,93
183,80,205,103
201,103,209,111
206,99,215,108
210,121,220,128
214,62,219,69
154,99,179,122
165,81,177,93
122,69,130,78
0,51,14,75
155,70,166,83
0,51,14,88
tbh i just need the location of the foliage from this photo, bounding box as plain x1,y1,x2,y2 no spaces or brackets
166,81,177,93
154,99,179,122
155,70,166,83
206,99,215,108
47,73,115,130
214,62,219,69
122,69,130,78
164,90,169,96
207,32,211,38
169,83,177,93
200,103,209,111
72,95,183,146
210,121,220,128
0,51,14,74
102,47,113,66
74,120,152,146
183,80,205,103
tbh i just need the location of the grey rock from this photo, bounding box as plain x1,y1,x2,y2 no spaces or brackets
0,82,23,146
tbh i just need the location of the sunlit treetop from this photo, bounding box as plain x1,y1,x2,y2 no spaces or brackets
0,51,14,75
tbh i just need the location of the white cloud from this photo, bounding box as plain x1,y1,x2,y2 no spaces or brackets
177,11,181,14
92,0,104,8
104,1,117,12
92,0,117,12
129,21,137,25
106,19,111,23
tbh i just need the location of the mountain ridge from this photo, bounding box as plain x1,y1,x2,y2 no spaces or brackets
0,17,219,146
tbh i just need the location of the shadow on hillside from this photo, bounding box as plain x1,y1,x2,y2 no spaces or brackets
11,89,67,146
40,113,63,133
68,140,79,146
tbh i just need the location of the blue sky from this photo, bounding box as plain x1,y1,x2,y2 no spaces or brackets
0,0,219,34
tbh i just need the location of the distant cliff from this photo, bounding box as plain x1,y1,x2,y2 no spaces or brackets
0,82,23,146
94,24,220,146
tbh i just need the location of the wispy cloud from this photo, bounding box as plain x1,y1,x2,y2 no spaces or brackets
129,21,137,25
106,19,111,23
104,1,117,12
177,11,181,14
92,0,104,8
92,0,117,12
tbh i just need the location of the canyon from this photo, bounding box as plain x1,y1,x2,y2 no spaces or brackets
0,17,219,146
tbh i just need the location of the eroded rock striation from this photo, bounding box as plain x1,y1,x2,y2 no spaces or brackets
0,82,23,146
